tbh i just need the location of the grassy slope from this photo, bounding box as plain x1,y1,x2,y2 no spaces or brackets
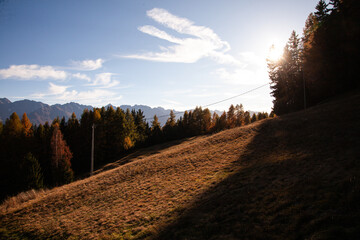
1,92,360,239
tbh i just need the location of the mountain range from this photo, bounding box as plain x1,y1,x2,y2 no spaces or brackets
0,98,180,126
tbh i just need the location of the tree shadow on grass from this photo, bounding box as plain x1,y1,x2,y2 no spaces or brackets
153,96,360,240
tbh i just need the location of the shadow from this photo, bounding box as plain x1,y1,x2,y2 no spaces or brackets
92,138,191,175
153,94,360,240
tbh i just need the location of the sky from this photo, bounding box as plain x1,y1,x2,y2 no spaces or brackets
0,0,320,113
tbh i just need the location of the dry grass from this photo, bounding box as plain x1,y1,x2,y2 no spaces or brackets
0,189,48,214
0,118,262,239
1,92,360,239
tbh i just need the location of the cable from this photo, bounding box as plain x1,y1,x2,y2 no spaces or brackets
145,83,270,121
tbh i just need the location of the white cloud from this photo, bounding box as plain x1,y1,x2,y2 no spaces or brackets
70,58,104,71
124,8,240,65
56,89,122,106
49,82,69,95
88,72,119,88
72,73,91,82
0,65,67,80
31,82,122,106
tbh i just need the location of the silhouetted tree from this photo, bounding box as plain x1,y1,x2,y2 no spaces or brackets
268,31,303,114
251,113,257,123
22,152,43,190
227,104,236,128
150,115,163,144
244,111,251,125
315,0,330,22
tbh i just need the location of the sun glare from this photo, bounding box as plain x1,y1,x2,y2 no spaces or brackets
267,43,283,62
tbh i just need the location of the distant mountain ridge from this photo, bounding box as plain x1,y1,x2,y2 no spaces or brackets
0,98,178,126
0,98,256,126
0,98,93,125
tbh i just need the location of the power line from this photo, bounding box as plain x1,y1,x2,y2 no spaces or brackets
145,83,270,121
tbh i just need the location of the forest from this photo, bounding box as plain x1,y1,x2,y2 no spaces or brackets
0,103,269,201
268,0,359,115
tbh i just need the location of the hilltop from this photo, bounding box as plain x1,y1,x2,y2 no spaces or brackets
1,92,359,239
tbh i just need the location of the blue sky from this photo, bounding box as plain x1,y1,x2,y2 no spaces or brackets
0,0,319,112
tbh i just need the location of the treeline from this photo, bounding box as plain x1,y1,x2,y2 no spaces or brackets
0,104,270,201
268,0,360,115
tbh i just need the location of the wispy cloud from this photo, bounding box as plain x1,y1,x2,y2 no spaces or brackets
49,82,69,95
72,73,91,82
0,64,67,80
87,72,120,88
124,8,240,65
31,82,122,106
70,58,104,71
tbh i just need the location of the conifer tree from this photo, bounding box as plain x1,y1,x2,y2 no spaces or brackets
133,109,148,144
251,113,258,123
124,109,137,150
329,0,340,11
151,115,163,143
216,111,227,131
268,30,303,114
211,112,219,132
4,112,23,137
163,110,178,140
227,104,236,128
202,108,212,133
21,113,33,137
235,104,245,126
244,111,251,125
315,0,330,22
23,152,43,189
50,124,74,185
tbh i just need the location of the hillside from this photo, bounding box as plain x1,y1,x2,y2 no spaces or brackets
1,92,360,239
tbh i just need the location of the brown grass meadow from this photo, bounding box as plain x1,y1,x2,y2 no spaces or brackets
1,92,360,239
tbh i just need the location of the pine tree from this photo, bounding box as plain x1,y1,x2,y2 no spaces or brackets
329,0,340,11
251,113,257,123
268,30,303,115
133,109,148,145
163,110,178,140
124,109,137,150
23,153,43,189
150,115,163,144
315,0,330,22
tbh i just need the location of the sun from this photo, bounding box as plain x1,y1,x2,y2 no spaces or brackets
267,43,283,62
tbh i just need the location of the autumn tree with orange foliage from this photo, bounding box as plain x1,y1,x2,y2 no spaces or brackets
50,123,74,185
21,113,33,137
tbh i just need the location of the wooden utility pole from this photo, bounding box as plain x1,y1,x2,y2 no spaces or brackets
303,71,307,110
90,123,95,176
